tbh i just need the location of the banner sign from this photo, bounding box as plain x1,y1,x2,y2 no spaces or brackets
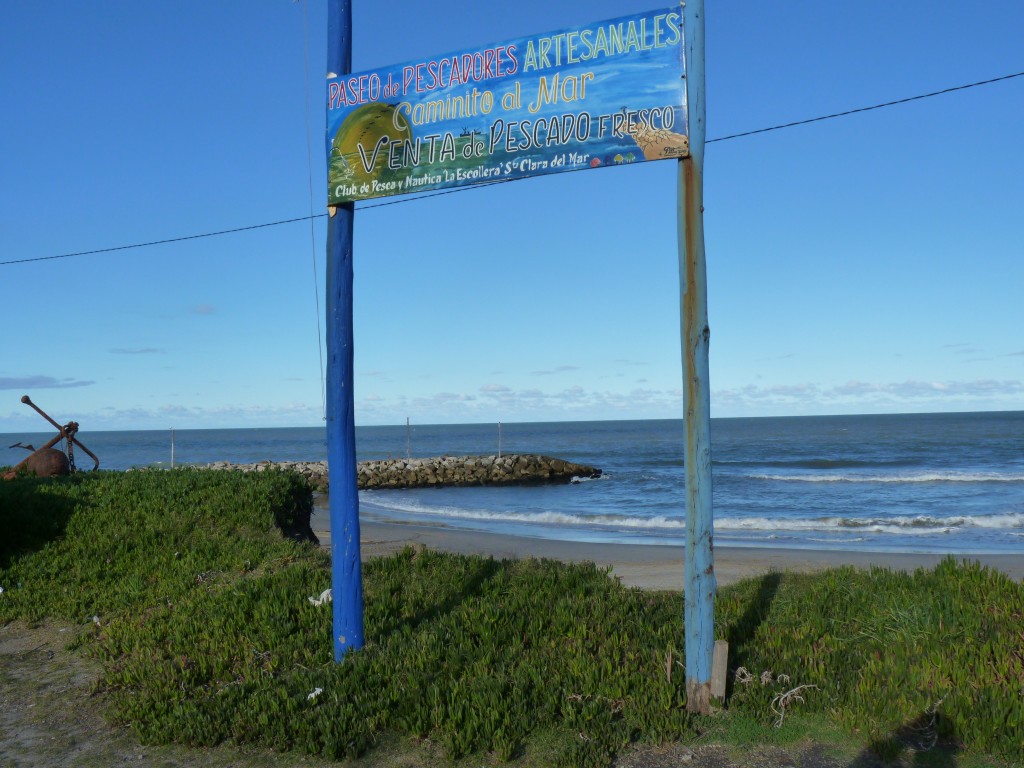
327,6,687,203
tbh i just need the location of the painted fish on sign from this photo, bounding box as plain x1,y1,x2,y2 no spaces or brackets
326,6,688,204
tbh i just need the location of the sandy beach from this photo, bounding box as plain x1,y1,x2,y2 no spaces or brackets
310,508,1024,589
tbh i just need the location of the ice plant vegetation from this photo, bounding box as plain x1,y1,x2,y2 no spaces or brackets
1,469,1021,766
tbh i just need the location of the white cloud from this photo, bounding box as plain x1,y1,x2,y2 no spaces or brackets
713,378,1024,416
0,401,325,431
7,376,1016,432
0,375,94,390
354,381,685,424
531,365,579,376
109,347,165,355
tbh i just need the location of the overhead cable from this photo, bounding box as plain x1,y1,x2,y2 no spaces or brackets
3,69,1021,268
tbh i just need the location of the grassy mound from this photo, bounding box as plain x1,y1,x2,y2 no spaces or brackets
2,471,1021,766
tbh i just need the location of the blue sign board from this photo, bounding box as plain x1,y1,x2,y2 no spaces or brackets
327,7,687,203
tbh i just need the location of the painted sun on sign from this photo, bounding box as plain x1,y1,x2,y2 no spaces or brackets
326,6,688,203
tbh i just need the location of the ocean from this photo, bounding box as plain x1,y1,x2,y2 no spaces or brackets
3,412,1022,555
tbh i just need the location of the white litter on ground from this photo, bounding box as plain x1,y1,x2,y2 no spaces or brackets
308,589,332,607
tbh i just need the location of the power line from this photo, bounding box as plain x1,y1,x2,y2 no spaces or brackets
707,70,1024,143
3,69,1021,268
1,215,323,266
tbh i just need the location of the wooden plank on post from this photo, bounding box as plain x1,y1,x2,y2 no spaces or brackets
678,0,716,714
326,0,363,662
711,640,729,700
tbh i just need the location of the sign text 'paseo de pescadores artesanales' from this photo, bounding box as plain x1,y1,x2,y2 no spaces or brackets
326,7,688,203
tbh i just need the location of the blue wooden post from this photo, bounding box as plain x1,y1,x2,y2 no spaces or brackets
325,0,363,661
678,0,715,714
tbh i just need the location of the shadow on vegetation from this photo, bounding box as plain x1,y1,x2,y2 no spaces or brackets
849,711,961,767
724,571,782,699
0,476,81,570
373,552,505,641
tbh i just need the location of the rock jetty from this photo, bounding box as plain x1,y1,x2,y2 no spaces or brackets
202,454,601,491
359,454,602,489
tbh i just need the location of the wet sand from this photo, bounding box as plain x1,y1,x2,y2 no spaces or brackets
310,508,1024,589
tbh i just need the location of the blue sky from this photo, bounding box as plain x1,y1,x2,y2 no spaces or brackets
2,0,1022,432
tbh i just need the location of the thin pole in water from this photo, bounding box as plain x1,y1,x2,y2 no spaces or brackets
678,0,716,715
170,429,175,469
498,422,502,459
326,0,363,661
406,417,411,461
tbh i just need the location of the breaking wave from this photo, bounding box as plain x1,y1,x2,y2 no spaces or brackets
715,513,1024,535
749,471,1024,484
361,495,1024,537
715,458,916,470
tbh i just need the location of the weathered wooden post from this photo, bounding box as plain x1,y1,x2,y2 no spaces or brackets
678,0,716,714
325,0,364,661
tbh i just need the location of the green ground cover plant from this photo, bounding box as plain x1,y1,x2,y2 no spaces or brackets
1,470,1021,766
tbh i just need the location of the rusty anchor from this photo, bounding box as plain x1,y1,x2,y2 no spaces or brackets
2,395,99,480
